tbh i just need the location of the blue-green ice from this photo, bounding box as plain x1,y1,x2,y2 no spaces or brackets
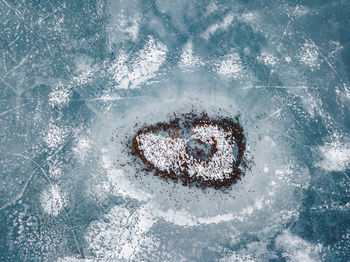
1,0,350,261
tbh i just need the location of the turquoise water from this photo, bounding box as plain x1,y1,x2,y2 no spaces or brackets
0,0,350,261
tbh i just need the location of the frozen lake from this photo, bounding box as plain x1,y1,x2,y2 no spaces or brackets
0,0,350,261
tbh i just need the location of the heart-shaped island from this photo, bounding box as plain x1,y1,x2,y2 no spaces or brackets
131,112,247,189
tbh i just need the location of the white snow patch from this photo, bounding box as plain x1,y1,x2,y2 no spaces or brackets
285,56,292,63
73,137,91,162
298,40,320,71
43,121,68,149
202,13,234,40
240,11,258,23
40,184,66,216
317,140,350,172
48,162,63,180
109,51,129,84
216,53,243,79
110,37,168,89
48,83,71,108
178,41,203,71
258,52,278,66
336,84,350,106
73,68,94,86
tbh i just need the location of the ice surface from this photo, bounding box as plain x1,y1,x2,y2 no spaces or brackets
0,0,350,261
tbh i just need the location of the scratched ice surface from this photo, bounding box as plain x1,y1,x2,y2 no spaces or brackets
0,0,350,261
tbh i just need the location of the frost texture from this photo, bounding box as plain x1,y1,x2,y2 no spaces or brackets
40,184,67,216
0,0,349,261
